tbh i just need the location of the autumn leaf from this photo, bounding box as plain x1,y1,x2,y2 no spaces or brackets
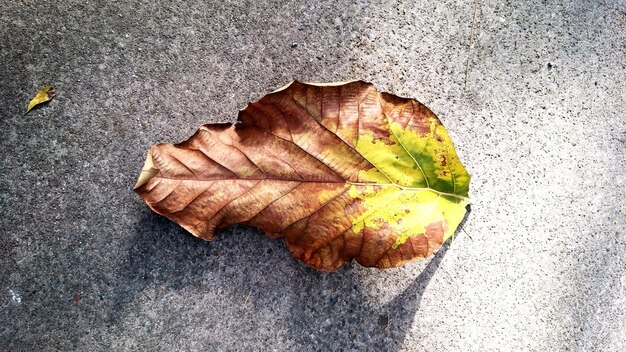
134,81,471,271
25,85,55,114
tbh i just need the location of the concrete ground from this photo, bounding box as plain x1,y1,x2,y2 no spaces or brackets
1,0,625,351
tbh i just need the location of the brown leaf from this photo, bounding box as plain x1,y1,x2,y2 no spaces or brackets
134,81,471,271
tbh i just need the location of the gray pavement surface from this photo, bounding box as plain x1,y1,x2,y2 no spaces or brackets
1,0,625,351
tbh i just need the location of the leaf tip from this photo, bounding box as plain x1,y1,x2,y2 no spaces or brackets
134,151,159,190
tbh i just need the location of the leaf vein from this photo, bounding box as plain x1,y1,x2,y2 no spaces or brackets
286,95,395,184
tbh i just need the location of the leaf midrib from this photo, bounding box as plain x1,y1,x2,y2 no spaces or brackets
145,173,470,202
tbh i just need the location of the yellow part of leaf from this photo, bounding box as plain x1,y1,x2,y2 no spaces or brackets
351,118,471,250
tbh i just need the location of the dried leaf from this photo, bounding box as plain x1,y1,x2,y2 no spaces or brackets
26,85,55,114
134,81,471,271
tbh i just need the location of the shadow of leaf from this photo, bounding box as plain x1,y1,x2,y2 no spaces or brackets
107,205,470,350
286,241,451,352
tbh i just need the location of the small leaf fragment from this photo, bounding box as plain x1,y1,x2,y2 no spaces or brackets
26,85,55,114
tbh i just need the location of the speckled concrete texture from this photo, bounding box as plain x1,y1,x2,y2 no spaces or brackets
1,0,625,351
